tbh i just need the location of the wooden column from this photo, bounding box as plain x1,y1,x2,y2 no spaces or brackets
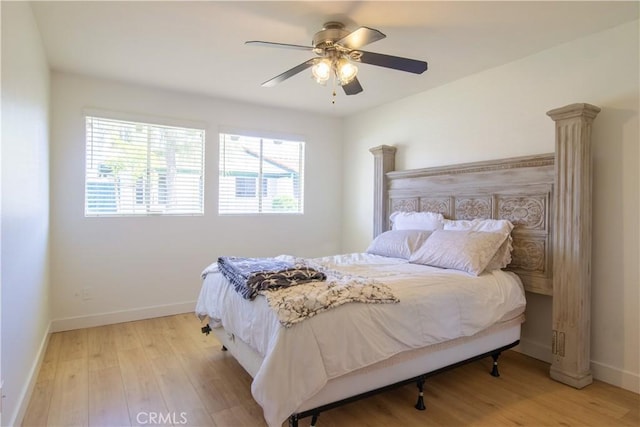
369,145,396,238
547,103,600,388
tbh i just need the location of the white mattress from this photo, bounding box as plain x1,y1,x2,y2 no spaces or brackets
196,253,526,426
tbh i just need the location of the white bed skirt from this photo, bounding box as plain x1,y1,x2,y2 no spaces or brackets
210,314,523,417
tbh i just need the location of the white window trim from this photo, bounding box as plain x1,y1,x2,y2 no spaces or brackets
84,112,206,217
218,130,305,216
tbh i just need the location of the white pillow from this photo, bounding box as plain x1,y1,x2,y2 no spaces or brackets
409,230,508,276
484,238,513,271
366,230,433,259
390,211,444,231
443,218,514,271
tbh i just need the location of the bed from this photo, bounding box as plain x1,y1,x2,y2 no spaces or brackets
196,103,599,426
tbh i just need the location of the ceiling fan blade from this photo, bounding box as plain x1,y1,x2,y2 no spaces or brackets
245,41,314,51
342,77,363,95
261,59,318,87
337,26,386,50
358,50,428,74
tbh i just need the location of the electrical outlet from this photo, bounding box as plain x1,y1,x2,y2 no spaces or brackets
82,287,92,301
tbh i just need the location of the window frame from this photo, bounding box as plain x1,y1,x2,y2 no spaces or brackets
218,131,305,215
84,111,206,217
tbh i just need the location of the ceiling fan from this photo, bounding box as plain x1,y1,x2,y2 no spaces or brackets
246,22,428,98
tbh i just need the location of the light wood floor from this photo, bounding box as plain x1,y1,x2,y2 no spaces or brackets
22,313,639,427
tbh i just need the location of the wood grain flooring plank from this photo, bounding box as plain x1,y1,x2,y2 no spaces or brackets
149,353,216,426
176,351,232,413
21,380,54,427
38,332,62,382
211,405,267,427
131,317,175,360
117,347,171,427
46,358,89,427
162,315,205,356
174,312,219,350
88,366,131,427
58,328,88,362
175,407,217,427
87,324,119,372
112,321,143,352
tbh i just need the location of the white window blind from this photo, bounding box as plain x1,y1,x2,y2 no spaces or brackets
219,133,304,214
85,116,205,216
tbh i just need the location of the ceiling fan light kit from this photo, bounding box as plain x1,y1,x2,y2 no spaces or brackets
311,57,358,85
246,21,428,102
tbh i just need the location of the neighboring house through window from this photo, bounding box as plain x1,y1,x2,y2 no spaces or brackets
85,115,205,216
219,133,305,214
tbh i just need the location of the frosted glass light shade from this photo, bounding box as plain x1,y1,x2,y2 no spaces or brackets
312,59,332,83
337,58,358,84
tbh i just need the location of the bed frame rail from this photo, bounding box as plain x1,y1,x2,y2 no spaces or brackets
288,341,520,427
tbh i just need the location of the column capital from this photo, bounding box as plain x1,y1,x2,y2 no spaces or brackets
547,103,601,122
369,145,397,156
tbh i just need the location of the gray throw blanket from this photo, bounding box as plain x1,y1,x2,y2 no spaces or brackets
217,256,326,300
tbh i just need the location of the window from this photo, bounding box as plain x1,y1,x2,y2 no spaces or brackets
219,133,304,214
85,116,205,216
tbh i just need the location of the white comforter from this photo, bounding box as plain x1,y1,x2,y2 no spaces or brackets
196,253,526,426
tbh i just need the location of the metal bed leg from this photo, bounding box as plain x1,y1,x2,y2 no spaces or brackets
288,414,298,427
414,376,426,410
490,352,501,377
310,413,319,427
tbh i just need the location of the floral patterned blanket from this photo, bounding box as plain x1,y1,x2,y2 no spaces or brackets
260,261,399,328
217,256,326,300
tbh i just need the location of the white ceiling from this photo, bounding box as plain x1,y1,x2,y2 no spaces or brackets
31,1,639,117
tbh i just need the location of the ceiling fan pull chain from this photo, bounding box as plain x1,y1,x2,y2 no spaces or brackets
332,75,337,105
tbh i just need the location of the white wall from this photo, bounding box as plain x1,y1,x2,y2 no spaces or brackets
50,73,343,329
1,2,51,425
342,21,639,392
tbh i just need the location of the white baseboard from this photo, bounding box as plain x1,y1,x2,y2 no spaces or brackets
10,321,52,427
50,301,196,332
515,337,639,394
591,360,640,394
514,337,552,363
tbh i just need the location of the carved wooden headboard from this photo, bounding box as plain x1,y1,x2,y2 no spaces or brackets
370,103,600,390
377,152,555,295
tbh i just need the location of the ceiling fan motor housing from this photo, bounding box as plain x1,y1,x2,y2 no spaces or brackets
312,22,350,50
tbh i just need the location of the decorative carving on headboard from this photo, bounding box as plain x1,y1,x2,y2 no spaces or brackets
454,197,492,220
498,195,547,230
419,197,451,217
510,239,546,273
391,198,419,212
